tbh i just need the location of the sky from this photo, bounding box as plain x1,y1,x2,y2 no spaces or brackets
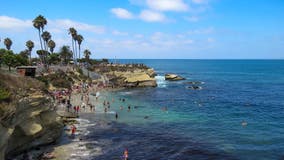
0,0,284,59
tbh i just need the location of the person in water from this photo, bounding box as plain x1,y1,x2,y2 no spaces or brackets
71,125,76,136
115,112,118,120
128,105,131,112
123,148,129,160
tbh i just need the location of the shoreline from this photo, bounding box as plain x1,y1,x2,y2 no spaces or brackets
13,82,124,160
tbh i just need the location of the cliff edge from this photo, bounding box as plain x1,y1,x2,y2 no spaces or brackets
0,72,63,159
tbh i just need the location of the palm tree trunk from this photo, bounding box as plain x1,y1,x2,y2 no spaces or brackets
79,45,81,60
29,50,32,65
74,41,77,65
72,39,75,63
38,29,43,51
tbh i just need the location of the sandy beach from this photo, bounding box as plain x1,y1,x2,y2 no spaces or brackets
46,84,120,160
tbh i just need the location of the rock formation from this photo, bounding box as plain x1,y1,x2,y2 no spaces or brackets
0,72,63,159
165,74,185,81
91,64,158,88
108,70,157,88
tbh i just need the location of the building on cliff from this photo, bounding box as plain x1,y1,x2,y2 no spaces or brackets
16,66,37,77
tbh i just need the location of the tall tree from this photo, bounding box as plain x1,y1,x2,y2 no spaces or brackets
47,40,56,53
41,31,51,65
36,50,49,64
19,49,29,60
68,27,77,63
76,34,84,60
32,15,47,51
4,38,12,50
41,31,51,51
84,49,91,64
26,40,34,63
2,50,16,71
59,45,72,65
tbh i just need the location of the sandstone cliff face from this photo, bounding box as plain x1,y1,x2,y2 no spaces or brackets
165,74,185,81
0,73,63,159
90,64,157,88
107,70,157,88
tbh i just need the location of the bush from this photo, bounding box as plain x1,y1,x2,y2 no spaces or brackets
36,76,49,86
0,87,10,102
52,78,71,89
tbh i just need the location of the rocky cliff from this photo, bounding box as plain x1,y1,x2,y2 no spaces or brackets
0,72,63,159
91,64,157,88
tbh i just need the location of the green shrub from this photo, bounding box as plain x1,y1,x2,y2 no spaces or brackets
0,87,10,102
36,76,49,86
52,78,71,89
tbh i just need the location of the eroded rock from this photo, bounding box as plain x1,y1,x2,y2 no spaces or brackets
165,74,185,81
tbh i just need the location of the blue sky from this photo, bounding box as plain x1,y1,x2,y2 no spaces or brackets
0,0,284,59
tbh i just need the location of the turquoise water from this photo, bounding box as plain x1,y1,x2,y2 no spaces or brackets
84,60,284,160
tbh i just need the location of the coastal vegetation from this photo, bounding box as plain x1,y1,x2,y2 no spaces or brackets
0,14,160,159
0,14,92,72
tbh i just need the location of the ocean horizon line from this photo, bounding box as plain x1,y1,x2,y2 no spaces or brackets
109,58,284,61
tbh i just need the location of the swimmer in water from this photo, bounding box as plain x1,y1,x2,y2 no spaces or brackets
161,107,168,111
115,112,118,120
123,148,129,160
241,121,247,126
128,105,131,112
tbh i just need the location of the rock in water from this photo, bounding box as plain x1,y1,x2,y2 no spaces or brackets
165,74,185,81
188,85,202,90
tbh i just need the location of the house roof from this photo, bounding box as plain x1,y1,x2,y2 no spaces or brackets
16,66,37,69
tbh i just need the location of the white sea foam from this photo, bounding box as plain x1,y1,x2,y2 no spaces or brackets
155,75,167,88
120,91,133,95
107,111,116,114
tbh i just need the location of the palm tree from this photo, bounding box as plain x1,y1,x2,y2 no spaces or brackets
76,34,84,60
41,31,51,65
47,40,56,53
41,31,51,51
4,38,12,50
32,15,47,51
26,40,34,63
83,49,91,78
59,45,72,65
84,49,91,63
68,27,77,63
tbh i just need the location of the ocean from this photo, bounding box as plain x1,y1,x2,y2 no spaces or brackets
76,60,284,160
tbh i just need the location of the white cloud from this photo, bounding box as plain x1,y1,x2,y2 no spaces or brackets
50,19,105,34
0,16,31,31
139,10,166,22
207,37,215,43
187,27,214,34
146,0,188,12
184,39,194,44
134,34,144,38
0,16,105,34
112,30,128,36
110,8,134,19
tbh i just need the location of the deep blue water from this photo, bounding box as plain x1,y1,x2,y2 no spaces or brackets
84,60,284,160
